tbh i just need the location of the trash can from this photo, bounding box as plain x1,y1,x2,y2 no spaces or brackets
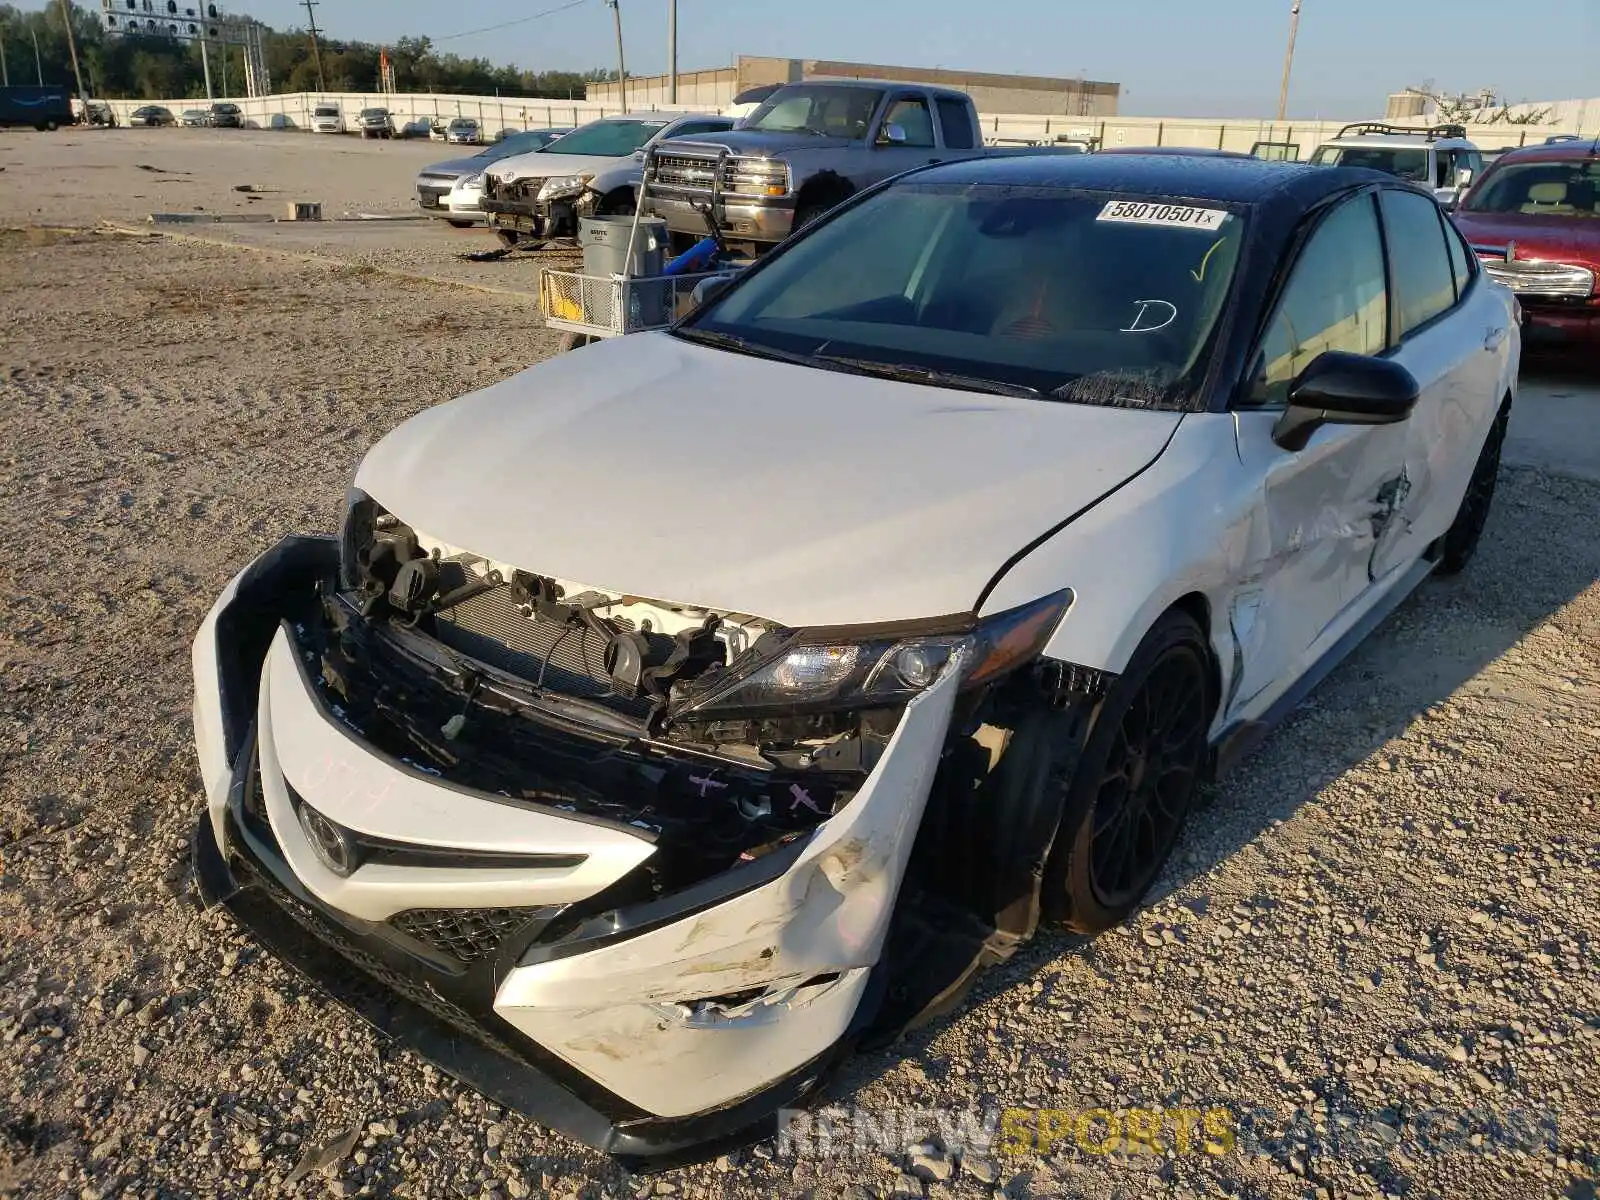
579,215,668,279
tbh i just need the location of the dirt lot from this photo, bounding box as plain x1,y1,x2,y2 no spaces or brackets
0,132,1598,1200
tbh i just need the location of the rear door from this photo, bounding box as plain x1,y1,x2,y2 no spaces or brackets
1375,187,1506,562
1227,191,1404,718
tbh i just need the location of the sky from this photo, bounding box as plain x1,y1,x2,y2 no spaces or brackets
50,0,1600,117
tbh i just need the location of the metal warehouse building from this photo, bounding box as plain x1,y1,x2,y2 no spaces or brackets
587,55,1120,117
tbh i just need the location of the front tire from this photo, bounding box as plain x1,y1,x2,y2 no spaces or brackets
1043,611,1212,933
1437,401,1509,575
446,219,474,229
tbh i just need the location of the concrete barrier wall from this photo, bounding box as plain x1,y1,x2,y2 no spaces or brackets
89,90,1599,151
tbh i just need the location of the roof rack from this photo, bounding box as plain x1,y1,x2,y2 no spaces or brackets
1334,122,1469,141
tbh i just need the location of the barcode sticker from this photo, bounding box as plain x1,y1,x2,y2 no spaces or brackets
1097,201,1229,230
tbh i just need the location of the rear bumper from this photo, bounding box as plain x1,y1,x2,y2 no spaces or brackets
189,537,965,1163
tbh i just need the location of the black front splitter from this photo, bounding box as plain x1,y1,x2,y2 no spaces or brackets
191,811,849,1173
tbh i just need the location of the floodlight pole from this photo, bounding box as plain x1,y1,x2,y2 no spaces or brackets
668,0,677,104
605,0,626,109
1277,0,1302,124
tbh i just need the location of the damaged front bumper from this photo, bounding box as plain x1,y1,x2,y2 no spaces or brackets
190,537,964,1164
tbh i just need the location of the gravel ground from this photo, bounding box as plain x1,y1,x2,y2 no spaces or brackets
0,221,1597,1199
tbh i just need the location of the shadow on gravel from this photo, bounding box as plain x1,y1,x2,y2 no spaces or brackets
830,461,1600,1115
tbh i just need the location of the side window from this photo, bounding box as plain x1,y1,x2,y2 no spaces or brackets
936,98,978,150
1434,151,1454,190
1251,195,1389,406
879,97,936,148
1379,188,1459,335
673,120,731,137
1444,215,1474,298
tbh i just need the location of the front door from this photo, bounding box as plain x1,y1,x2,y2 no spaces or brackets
1227,192,1405,719
870,94,941,179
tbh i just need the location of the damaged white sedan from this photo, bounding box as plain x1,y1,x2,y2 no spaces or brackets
191,153,1518,1165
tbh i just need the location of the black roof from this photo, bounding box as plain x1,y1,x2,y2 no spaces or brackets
915,152,1394,222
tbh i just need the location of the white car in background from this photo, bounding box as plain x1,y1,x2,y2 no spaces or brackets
310,103,344,135
191,155,1518,1166
1310,121,1485,209
479,111,734,242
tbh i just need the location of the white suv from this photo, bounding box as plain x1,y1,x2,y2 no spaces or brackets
1311,122,1485,208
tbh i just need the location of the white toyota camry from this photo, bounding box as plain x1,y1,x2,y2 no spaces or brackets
191,153,1519,1165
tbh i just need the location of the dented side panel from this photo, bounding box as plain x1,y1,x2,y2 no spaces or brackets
491,654,967,1118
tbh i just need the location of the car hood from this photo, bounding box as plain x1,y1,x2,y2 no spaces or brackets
1452,210,1600,268
356,334,1184,628
419,155,488,178
487,151,629,183
660,130,858,157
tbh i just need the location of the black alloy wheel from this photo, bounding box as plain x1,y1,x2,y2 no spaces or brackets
1045,611,1211,933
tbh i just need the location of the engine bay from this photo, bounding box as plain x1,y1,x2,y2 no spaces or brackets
309,499,907,891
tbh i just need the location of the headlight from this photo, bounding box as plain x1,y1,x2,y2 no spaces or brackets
673,591,1073,719
460,171,484,188
728,157,791,198
538,173,593,201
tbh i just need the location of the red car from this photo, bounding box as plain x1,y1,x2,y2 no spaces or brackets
1452,141,1600,350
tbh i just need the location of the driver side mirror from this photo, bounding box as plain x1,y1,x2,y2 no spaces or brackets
690,273,739,307
1271,351,1420,452
879,122,908,146
1456,166,1475,189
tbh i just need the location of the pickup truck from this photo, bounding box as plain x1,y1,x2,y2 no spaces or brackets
649,79,1026,251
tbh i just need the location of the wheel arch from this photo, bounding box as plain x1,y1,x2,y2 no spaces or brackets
795,170,856,217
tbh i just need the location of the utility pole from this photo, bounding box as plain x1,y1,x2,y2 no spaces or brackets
667,0,677,104
199,35,214,100
604,0,626,109
302,0,327,93
32,27,43,83
1276,0,1302,123
58,0,87,104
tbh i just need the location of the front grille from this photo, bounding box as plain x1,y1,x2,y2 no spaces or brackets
417,185,451,209
1477,255,1595,299
432,588,667,716
654,153,787,197
391,907,547,964
654,153,727,191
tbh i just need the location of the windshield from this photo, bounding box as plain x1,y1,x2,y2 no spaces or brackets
541,119,665,156
360,108,387,118
685,183,1246,407
314,106,338,117
1462,159,1600,217
1310,145,1430,182
742,85,884,138
476,130,559,160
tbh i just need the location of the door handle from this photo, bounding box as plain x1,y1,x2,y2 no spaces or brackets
1484,326,1507,351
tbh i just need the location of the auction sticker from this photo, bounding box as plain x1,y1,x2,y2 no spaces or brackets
1097,200,1229,230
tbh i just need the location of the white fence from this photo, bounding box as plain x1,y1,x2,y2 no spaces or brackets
88,90,1600,154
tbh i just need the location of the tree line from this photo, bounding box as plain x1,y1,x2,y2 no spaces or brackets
0,2,617,99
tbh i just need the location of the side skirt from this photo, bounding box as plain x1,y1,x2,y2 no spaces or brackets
1210,553,1438,780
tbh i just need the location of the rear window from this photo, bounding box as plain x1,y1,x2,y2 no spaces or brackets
936,98,977,150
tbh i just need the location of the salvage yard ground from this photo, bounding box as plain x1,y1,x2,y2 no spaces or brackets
0,130,1597,1200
